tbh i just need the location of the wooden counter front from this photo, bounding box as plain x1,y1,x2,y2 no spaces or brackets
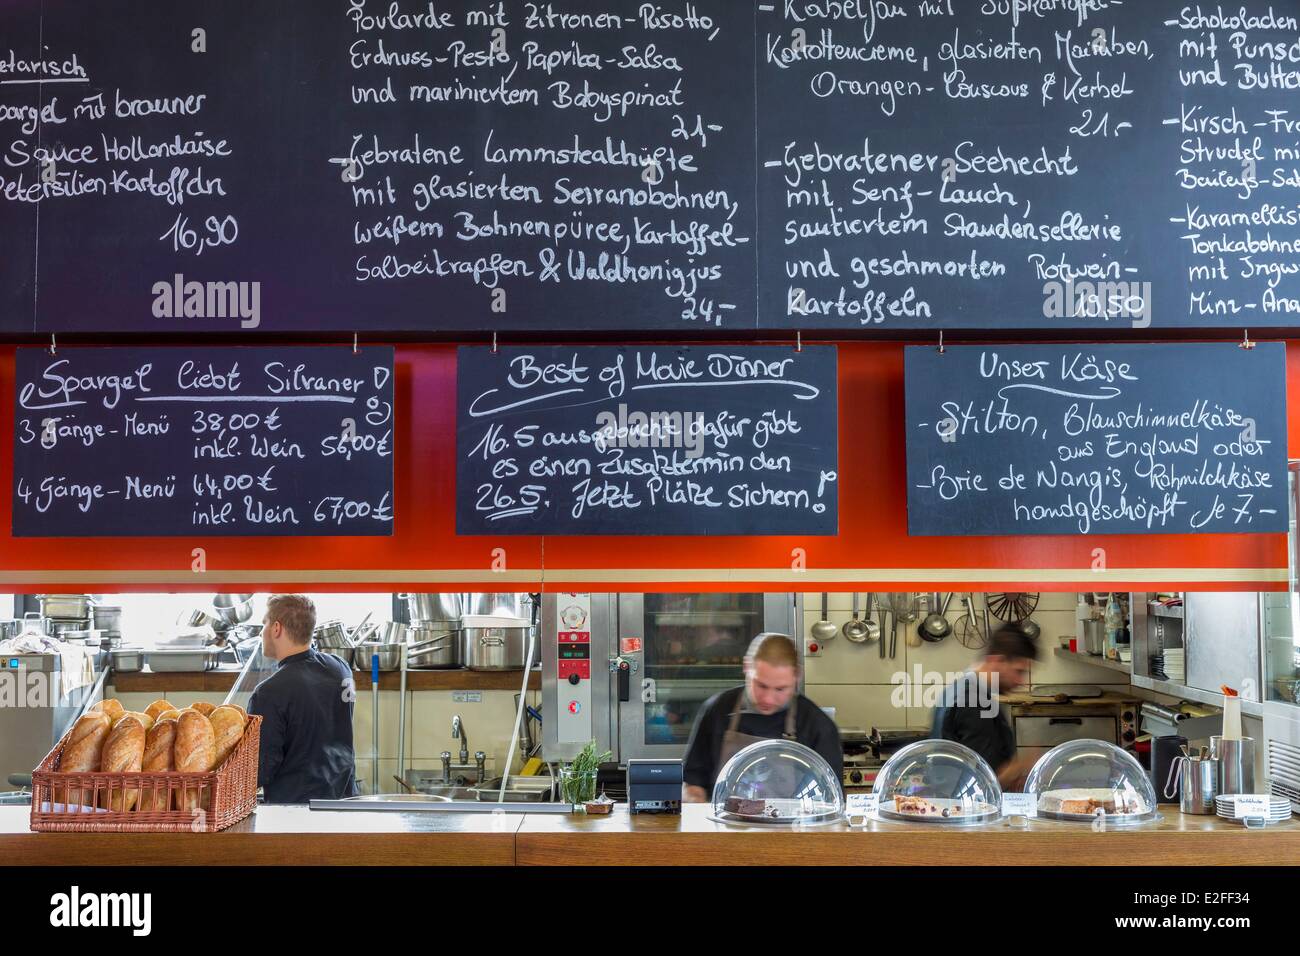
0,806,518,867
514,805,1300,867
4,804,1298,867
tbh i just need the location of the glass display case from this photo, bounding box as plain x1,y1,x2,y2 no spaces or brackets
709,739,844,827
871,739,1001,826
1024,739,1158,825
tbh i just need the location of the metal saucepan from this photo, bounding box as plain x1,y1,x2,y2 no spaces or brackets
407,624,463,669
810,593,838,643
211,593,255,628
400,592,463,624
919,593,954,643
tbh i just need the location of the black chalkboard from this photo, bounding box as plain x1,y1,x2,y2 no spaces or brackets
14,0,757,334
0,0,40,333
5,1,1300,334
904,343,1289,536
12,346,395,537
457,344,838,534
756,2,1300,330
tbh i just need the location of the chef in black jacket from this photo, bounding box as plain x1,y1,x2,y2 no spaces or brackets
249,594,358,803
931,623,1039,789
681,633,842,802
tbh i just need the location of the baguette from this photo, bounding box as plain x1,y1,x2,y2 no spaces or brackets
209,705,248,769
191,701,216,718
139,718,178,812
156,707,193,723
57,712,112,807
174,711,216,811
90,698,125,723
99,715,146,812
115,710,155,732
144,699,173,722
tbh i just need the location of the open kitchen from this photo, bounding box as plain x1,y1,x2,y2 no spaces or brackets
3,0,1300,932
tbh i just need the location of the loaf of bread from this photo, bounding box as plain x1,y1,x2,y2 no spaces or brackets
174,711,216,811
144,699,173,722
90,698,125,723
139,718,178,812
226,703,247,721
114,710,155,732
208,705,248,768
100,715,146,812
58,711,112,807
191,701,216,717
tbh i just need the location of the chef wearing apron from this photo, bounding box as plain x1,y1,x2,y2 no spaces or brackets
682,633,842,803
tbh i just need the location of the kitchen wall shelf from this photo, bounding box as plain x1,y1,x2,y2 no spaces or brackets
1052,647,1133,677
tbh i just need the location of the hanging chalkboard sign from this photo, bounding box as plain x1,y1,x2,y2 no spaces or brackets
904,343,1289,536
3,1,1298,334
11,346,395,537
457,344,838,535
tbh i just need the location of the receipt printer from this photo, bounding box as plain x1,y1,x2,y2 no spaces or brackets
626,759,683,815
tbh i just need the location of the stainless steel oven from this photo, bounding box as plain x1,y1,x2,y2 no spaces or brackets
541,593,801,763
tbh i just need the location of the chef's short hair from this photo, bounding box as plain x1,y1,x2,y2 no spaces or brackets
745,632,799,670
266,594,316,645
985,624,1039,662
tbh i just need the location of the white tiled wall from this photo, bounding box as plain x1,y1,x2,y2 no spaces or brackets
800,592,1131,731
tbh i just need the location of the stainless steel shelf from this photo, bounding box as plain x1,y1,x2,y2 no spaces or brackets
1052,647,1133,677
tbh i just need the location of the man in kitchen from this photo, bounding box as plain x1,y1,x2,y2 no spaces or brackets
249,594,359,802
931,623,1039,789
681,632,842,802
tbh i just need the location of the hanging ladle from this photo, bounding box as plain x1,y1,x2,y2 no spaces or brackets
843,592,870,642
811,593,839,643
919,592,954,643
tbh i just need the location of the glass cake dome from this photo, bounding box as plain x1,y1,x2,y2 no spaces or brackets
871,739,1002,825
709,739,844,827
1024,739,1158,825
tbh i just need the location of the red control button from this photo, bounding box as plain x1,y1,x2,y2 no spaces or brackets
809,643,819,654
568,700,581,715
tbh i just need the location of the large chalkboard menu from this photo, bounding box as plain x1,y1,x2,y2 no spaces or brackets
2,1,1298,333
457,344,838,534
12,346,395,537
904,343,1288,536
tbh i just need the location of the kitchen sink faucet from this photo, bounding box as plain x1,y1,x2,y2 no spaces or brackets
452,714,469,765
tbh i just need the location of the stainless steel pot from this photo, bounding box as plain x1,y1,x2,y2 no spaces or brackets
312,619,350,649
372,621,411,646
352,643,404,672
0,620,19,641
401,592,463,624
463,624,531,671
50,620,91,641
407,625,463,669
211,593,255,627
39,594,93,620
91,605,121,636
465,593,534,620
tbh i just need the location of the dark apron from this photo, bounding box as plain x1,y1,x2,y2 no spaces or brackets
716,691,800,793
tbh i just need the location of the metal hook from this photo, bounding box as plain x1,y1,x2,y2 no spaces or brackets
49,333,56,356
1240,329,1255,350
937,330,945,354
352,332,359,355
491,331,498,354
795,330,802,353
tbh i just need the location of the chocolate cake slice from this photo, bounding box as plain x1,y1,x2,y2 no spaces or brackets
725,796,766,815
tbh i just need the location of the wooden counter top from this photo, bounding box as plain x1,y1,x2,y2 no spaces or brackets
513,805,1300,867
4,804,1297,867
109,668,540,693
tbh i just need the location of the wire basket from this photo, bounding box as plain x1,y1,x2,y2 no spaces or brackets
30,715,261,832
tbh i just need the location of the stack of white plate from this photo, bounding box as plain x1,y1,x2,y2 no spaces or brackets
1214,794,1292,824
1162,648,1185,682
